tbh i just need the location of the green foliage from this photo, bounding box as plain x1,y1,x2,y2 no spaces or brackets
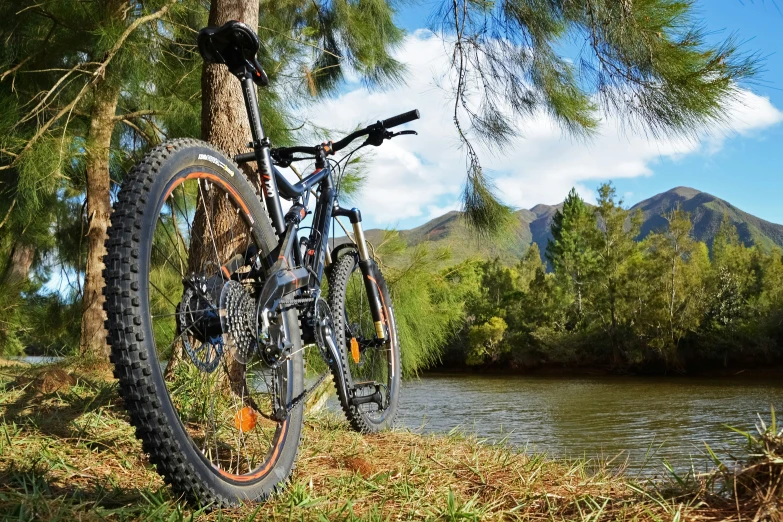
466,317,508,366
0,0,772,374
636,208,708,364
546,188,598,327
440,0,758,235
440,183,783,371
373,232,470,376
0,0,406,356
259,0,405,98
461,164,516,237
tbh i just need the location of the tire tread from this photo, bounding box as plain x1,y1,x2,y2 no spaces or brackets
103,139,295,507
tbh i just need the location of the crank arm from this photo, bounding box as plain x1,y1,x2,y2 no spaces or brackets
321,326,353,408
359,337,386,349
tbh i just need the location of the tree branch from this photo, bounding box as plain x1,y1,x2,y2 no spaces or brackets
1,0,176,171
258,24,342,60
0,57,31,83
113,109,156,121
1,19,57,84
0,80,91,171
92,0,177,80
19,62,87,124
120,118,155,143
0,199,16,230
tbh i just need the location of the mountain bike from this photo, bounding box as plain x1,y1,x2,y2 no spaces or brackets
103,20,417,507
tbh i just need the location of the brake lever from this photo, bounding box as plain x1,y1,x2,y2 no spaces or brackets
390,130,418,138
363,129,418,147
270,149,293,168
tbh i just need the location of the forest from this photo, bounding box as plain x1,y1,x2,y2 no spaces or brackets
3,1,783,520
398,184,783,373
0,0,408,359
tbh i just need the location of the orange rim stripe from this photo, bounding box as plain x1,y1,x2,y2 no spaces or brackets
162,172,251,219
162,170,282,482
216,419,289,481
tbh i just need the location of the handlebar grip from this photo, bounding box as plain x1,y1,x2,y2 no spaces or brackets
236,145,319,165
382,109,420,129
235,152,256,164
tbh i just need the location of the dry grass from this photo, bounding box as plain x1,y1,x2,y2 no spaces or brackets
0,359,774,521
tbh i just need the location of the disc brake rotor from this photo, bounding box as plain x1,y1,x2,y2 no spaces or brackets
178,286,222,373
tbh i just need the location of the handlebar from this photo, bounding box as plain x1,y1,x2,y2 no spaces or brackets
382,109,420,129
234,109,419,165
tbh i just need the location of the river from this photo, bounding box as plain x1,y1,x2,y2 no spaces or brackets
354,373,783,474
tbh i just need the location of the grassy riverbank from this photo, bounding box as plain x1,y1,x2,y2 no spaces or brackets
0,359,778,521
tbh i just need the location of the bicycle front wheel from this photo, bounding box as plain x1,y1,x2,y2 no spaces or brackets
327,253,401,432
104,139,303,507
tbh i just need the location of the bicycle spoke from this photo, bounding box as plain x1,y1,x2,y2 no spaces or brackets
198,179,225,278
143,174,288,477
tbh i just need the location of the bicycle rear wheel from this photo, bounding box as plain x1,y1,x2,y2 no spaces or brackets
104,139,303,507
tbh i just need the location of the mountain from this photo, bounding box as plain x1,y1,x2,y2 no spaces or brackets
338,187,783,266
342,210,531,265
631,187,783,251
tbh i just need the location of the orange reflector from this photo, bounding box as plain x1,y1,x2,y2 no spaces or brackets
234,406,258,432
350,337,360,364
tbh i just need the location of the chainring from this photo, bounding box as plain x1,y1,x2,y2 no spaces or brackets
313,297,334,358
219,280,257,364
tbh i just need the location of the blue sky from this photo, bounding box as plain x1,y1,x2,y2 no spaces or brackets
303,0,783,231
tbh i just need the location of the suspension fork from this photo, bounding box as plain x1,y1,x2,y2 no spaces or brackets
333,207,387,341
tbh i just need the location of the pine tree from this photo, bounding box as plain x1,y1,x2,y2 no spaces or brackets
590,183,642,366
0,0,406,357
0,0,186,357
517,242,544,291
641,207,708,364
546,188,598,325
466,316,508,366
705,214,753,344
436,0,758,233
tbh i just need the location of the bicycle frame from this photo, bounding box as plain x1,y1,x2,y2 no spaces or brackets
234,75,388,350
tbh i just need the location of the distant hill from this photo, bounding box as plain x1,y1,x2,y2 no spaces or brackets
631,186,783,251
336,187,783,266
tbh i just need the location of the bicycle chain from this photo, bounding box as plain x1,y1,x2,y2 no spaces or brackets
286,370,330,415
272,295,330,417
278,296,315,308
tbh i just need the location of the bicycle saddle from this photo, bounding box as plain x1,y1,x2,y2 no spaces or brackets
197,20,269,86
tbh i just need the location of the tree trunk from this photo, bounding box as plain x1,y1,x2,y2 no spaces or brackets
191,0,259,393
80,80,120,359
202,0,258,171
1,242,35,289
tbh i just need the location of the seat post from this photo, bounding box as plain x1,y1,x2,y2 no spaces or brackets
239,75,285,235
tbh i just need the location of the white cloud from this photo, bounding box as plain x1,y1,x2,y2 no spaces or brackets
300,30,783,227
424,201,462,222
